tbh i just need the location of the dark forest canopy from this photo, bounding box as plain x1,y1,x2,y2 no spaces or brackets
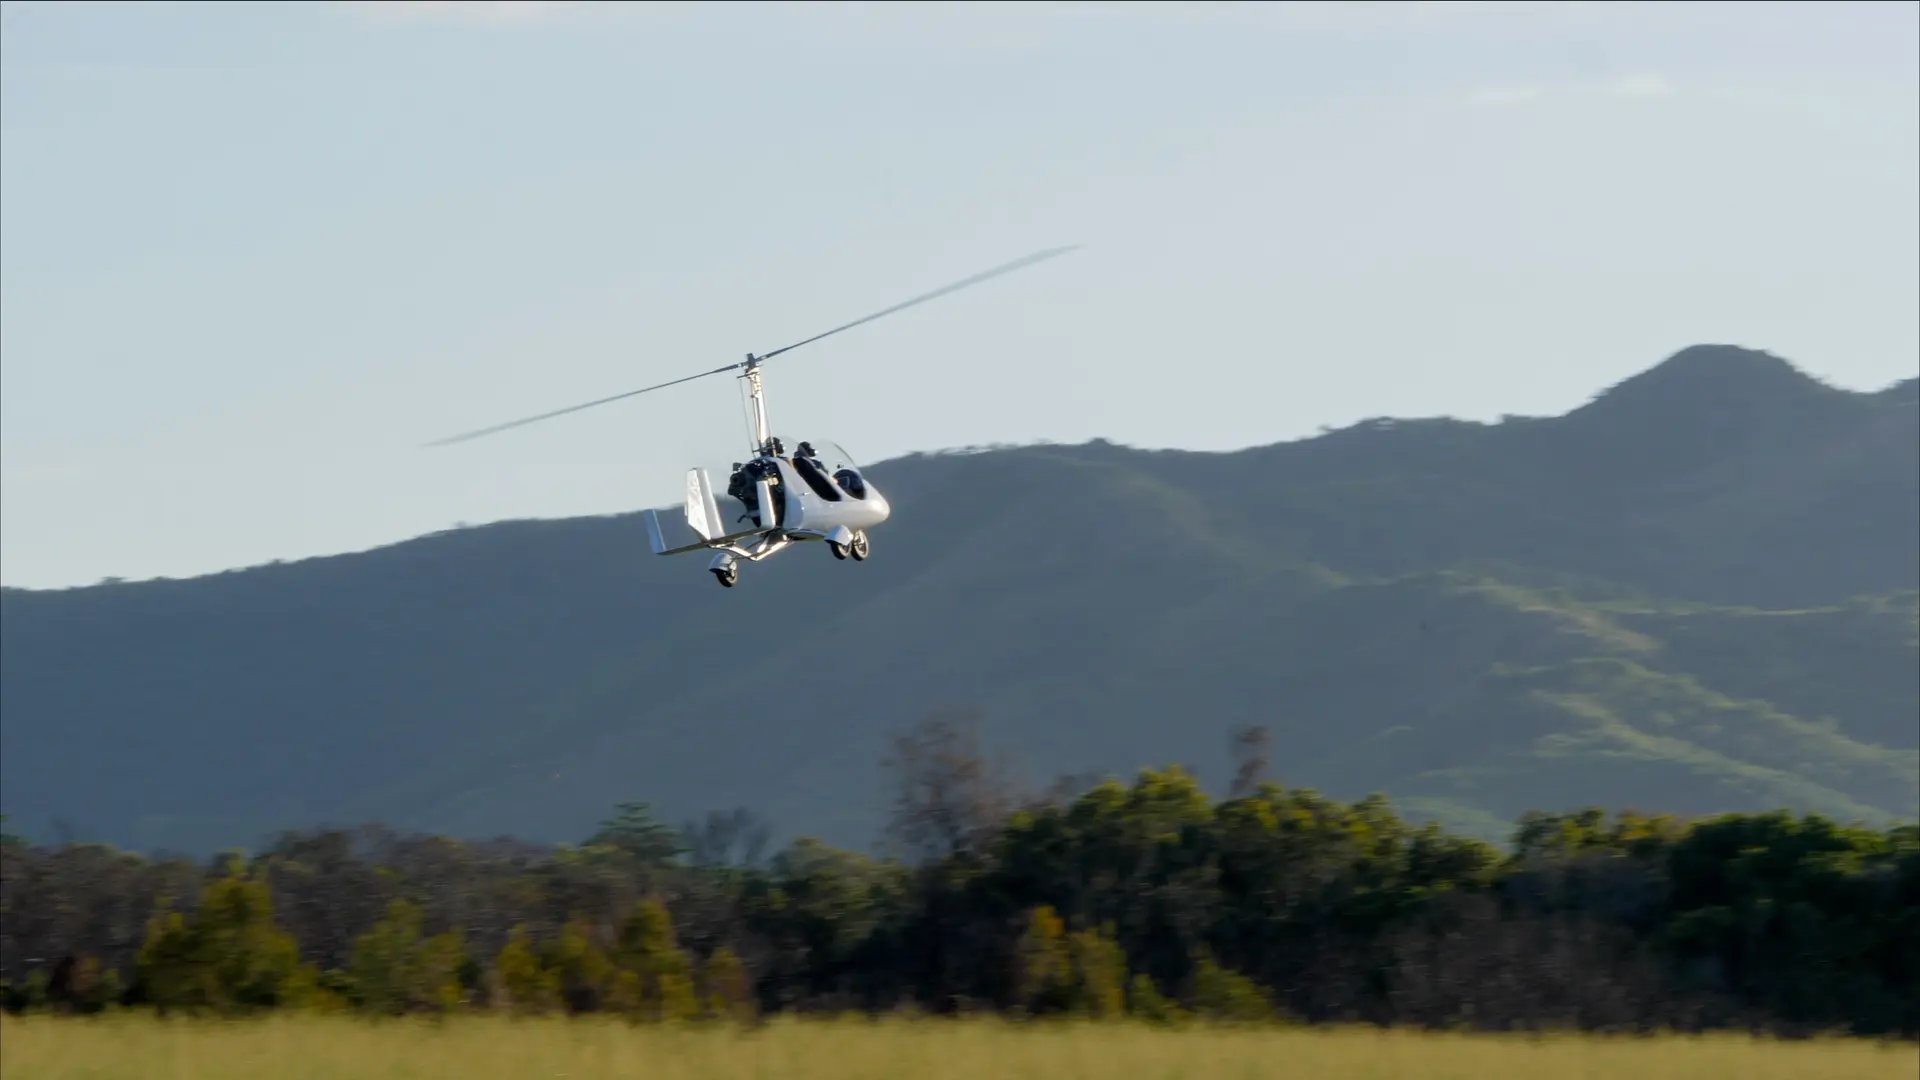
1,344,1916,855
2,716,1916,1036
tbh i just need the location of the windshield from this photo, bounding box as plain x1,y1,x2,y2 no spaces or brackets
819,441,861,472
771,438,860,469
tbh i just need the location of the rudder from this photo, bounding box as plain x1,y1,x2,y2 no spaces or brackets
685,468,722,540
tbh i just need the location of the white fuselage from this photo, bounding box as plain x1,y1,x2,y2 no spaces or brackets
747,454,890,539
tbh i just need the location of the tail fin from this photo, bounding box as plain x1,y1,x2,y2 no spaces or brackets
685,468,721,540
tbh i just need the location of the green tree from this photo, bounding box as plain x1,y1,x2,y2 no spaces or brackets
587,803,687,866
1011,907,1130,1019
611,897,698,1022
547,915,615,1014
21,970,53,1013
1012,905,1073,1015
494,925,559,1015
348,898,468,1015
1187,951,1275,1024
1067,924,1127,1019
1126,973,1183,1025
43,954,119,1015
133,860,311,1015
701,946,755,1023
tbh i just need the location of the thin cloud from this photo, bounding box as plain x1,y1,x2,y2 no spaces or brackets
327,0,1605,33
1412,0,1595,12
334,1,584,25
1465,85,1547,106
1605,72,1676,97
1463,72,1679,106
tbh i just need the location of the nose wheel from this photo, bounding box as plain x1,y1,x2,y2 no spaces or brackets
829,532,871,561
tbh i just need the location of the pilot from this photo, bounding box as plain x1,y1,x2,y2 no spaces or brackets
727,463,757,522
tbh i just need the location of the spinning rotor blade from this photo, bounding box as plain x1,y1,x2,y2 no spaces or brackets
423,244,1077,448
755,244,1079,362
423,363,742,447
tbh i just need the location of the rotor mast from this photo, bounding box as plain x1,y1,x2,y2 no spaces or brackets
743,354,772,454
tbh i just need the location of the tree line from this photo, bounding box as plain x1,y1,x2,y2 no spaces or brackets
1,713,1914,1035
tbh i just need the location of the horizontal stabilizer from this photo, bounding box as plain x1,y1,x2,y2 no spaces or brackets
644,507,774,557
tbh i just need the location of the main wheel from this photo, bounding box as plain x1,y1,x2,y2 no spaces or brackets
849,532,870,561
828,540,848,560
712,564,738,588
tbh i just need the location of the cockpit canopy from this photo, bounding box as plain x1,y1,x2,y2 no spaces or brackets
719,438,869,510
782,438,868,501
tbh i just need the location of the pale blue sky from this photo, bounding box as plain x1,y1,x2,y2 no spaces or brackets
3,0,1915,588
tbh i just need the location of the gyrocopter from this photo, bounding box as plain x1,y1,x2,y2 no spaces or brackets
425,245,1077,587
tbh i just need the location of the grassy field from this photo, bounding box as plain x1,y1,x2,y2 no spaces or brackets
2,1013,1913,1080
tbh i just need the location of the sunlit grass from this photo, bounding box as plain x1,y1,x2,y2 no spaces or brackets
2,1012,1913,1080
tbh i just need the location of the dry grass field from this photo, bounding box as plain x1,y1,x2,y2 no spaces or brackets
3,1013,1915,1080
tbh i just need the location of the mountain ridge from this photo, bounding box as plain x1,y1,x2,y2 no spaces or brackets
6,343,1911,597
2,345,1915,854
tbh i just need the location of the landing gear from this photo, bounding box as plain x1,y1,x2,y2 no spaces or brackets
828,530,868,561
710,556,739,588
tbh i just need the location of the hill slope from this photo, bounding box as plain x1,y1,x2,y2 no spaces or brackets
2,345,1915,853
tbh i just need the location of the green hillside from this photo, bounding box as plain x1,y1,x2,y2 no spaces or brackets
2,345,1914,853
